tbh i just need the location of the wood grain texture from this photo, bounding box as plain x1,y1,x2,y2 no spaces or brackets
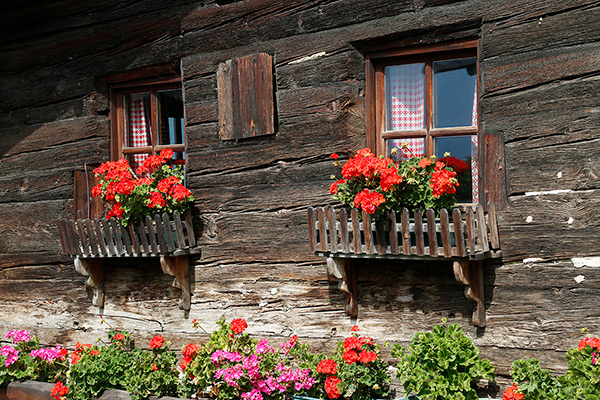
1,3,600,395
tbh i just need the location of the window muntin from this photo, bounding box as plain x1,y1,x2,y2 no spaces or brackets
370,45,479,203
112,81,185,171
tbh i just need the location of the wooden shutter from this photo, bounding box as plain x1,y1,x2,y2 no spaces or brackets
73,169,104,220
217,52,275,140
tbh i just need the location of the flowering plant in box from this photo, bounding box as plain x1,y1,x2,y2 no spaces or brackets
0,329,69,387
329,147,458,219
183,318,314,400
505,330,600,400
292,325,390,400
92,149,193,226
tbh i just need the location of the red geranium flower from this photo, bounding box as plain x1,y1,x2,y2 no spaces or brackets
112,332,125,342
358,350,377,363
418,158,432,168
317,359,338,375
342,350,359,364
330,153,339,160
148,191,166,208
353,189,385,214
329,179,346,194
578,336,600,351
351,325,360,332
51,381,69,400
150,335,164,349
502,383,524,400
230,318,248,334
324,376,342,399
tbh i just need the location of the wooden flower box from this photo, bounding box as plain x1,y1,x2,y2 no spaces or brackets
56,210,200,311
307,203,501,327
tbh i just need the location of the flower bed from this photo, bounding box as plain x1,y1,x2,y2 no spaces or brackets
1,321,598,400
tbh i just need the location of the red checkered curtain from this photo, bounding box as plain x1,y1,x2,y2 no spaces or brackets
128,94,151,171
471,88,479,203
386,63,426,162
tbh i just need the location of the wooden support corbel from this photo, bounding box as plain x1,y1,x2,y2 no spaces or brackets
327,257,358,317
160,255,191,311
74,257,105,308
453,260,486,327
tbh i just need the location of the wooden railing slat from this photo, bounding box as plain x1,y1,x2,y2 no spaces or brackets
146,216,159,254
128,223,140,255
137,217,150,255
388,210,398,254
76,219,90,256
326,207,337,254
351,208,361,254
316,207,327,252
401,208,410,255
93,220,108,257
440,209,451,258
340,208,350,253
109,218,125,256
466,207,476,256
84,219,99,257
163,213,176,253
154,214,167,253
102,219,116,256
452,209,465,257
307,207,316,252
412,209,423,256
476,203,490,253
173,211,187,249
426,209,437,257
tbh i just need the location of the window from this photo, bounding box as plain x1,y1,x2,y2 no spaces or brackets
366,41,479,203
110,77,186,171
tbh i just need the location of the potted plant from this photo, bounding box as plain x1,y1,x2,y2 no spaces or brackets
391,319,495,400
292,325,390,400
91,148,194,227
329,147,459,220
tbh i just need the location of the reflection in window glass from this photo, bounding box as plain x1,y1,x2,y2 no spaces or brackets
385,63,426,131
434,135,478,203
386,138,426,162
433,58,477,128
157,89,185,162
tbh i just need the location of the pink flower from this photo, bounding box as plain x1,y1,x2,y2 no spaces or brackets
256,339,275,354
1,346,19,367
6,329,31,343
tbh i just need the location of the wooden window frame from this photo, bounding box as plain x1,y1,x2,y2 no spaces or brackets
364,39,504,206
109,76,185,161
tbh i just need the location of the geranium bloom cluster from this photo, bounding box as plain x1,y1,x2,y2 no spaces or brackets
330,148,460,218
502,383,524,400
311,326,389,400
92,149,193,226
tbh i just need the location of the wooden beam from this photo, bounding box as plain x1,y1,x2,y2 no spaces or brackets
328,257,358,317
74,257,104,308
453,259,486,327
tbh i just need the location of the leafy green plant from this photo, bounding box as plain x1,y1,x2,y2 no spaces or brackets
506,333,600,400
391,319,495,400
0,329,68,387
292,325,390,400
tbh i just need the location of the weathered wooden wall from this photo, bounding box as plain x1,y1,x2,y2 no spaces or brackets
1,0,599,395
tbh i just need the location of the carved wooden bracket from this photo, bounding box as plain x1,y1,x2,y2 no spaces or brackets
74,257,105,308
160,255,191,311
73,255,192,311
453,260,486,327
327,257,358,317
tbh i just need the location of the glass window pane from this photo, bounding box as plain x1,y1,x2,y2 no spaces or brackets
433,58,477,128
124,93,152,148
434,135,478,203
385,63,426,131
157,89,184,147
386,138,426,162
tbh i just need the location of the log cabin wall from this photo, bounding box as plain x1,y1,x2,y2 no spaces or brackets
1,0,599,393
